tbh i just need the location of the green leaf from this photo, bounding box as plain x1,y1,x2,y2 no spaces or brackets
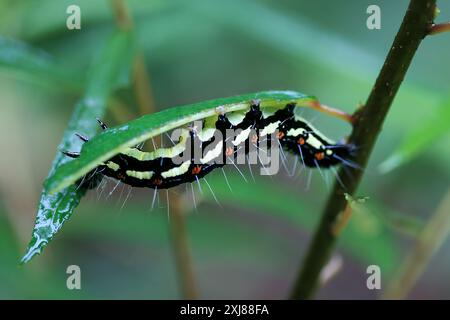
45,91,317,194
0,36,84,91
205,172,400,274
21,30,135,264
379,96,450,173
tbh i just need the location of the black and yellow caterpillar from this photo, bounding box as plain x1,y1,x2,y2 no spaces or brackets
64,97,356,190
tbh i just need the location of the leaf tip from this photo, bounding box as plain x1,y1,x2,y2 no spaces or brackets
19,240,46,265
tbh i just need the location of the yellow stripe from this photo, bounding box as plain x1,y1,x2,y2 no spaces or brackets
161,161,191,179
106,161,120,171
126,170,154,180
197,116,217,142
306,134,324,149
286,128,306,137
123,129,189,161
260,121,280,136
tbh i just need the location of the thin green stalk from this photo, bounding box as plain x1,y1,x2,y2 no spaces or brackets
110,0,156,115
110,0,198,299
290,0,437,299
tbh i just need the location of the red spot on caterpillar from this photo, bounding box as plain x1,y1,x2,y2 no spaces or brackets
315,152,325,161
226,147,234,157
297,137,305,145
153,178,162,186
276,131,285,140
192,165,202,175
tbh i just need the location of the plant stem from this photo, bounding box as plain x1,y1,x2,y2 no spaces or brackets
110,0,133,30
168,192,199,299
110,0,198,299
110,0,156,115
109,97,136,122
305,100,354,124
429,22,450,35
133,53,157,115
290,0,436,299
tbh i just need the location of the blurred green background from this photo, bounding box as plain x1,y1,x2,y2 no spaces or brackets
0,0,449,299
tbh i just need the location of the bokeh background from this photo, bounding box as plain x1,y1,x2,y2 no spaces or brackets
0,0,449,299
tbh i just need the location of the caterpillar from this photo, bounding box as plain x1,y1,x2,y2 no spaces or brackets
63,97,357,191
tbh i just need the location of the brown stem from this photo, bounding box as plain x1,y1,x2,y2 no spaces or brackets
109,97,136,122
110,0,133,30
168,192,199,299
428,22,450,35
133,53,157,115
290,0,437,299
305,100,354,124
